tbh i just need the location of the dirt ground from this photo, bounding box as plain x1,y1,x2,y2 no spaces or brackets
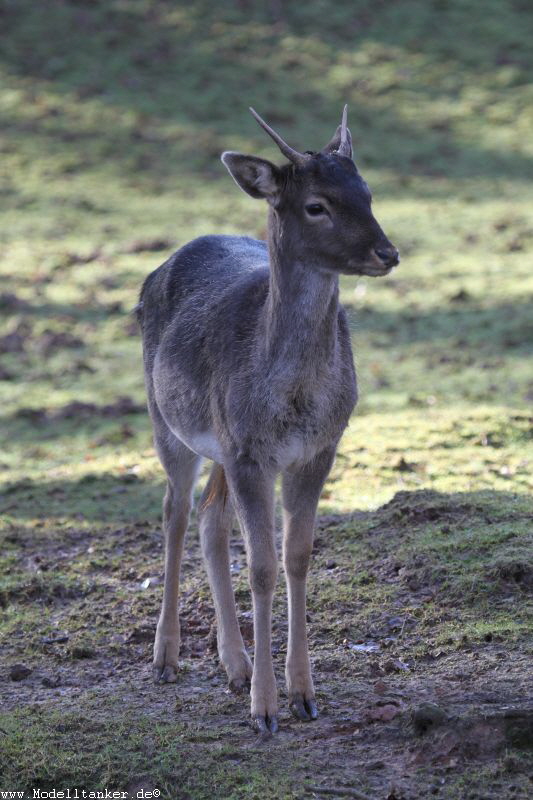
2,489,532,799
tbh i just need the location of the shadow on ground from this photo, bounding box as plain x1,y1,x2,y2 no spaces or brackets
2,1,533,186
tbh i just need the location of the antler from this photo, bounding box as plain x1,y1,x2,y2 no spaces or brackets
320,104,353,158
337,104,351,157
249,107,309,166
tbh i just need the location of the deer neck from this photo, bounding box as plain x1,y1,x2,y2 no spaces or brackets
261,210,340,375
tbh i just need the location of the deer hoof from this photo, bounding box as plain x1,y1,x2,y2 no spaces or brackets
252,714,278,738
153,664,178,684
289,692,318,721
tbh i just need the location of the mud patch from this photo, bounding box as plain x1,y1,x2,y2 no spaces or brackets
408,705,533,766
14,395,145,423
487,557,533,589
376,489,480,526
0,574,94,608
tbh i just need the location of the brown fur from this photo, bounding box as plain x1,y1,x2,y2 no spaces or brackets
201,463,228,511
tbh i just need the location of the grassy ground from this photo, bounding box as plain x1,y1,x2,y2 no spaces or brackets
1,1,532,798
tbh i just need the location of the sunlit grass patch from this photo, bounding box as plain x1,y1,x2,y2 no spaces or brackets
326,407,532,511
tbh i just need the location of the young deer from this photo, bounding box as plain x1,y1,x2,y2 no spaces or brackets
137,107,399,734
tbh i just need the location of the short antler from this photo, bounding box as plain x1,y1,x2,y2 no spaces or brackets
249,107,309,166
320,104,353,158
338,104,351,157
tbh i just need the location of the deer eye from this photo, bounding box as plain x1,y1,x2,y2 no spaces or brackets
305,203,326,216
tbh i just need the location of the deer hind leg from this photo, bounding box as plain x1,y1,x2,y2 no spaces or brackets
198,464,253,692
282,447,336,721
152,432,201,684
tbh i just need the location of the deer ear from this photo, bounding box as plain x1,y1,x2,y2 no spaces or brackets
221,152,282,201
322,125,353,159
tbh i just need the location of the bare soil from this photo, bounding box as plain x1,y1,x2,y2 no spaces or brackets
2,495,532,799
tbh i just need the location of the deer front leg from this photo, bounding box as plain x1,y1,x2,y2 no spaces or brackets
282,447,336,721
227,459,278,734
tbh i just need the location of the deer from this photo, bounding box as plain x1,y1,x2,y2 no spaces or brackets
137,106,399,735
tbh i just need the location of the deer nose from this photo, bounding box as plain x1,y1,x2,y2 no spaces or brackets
375,246,400,268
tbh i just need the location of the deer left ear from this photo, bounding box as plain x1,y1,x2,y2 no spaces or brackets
321,125,353,159
221,152,282,202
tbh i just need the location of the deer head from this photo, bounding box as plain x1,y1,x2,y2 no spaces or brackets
222,106,399,277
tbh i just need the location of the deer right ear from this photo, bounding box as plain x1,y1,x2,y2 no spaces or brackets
221,152,281,202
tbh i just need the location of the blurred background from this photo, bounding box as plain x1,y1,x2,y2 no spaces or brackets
1,0,532,510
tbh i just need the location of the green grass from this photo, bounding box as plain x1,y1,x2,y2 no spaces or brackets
1,1,533,798
0,706,298,798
